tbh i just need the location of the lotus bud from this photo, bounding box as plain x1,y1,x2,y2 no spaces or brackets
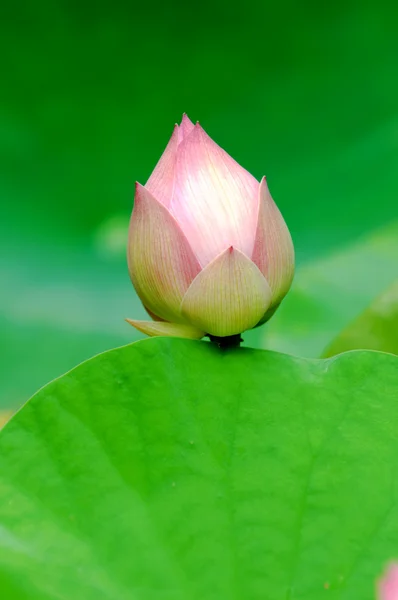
126,114,294,341
377,564,398,600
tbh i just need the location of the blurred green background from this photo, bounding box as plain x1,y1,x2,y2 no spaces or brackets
1,0,398,408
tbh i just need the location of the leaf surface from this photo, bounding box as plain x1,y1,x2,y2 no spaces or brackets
0,338,397,599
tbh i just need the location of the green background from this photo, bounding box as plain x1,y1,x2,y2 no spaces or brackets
2,0,398,407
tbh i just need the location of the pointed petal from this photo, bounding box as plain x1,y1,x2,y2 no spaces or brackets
128,184,202,323
179,114,195,141
181,247,272,337
251,177,295,307
126,319,204,339
145,125,179,207
171,124,260,267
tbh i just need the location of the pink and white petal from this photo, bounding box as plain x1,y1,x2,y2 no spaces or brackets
128,183,202,323
145,125,179,208
171,124,260,267
251,177,295,307
377,563,398,600
178,113,195,142
181,247,272,337
126,319,204,340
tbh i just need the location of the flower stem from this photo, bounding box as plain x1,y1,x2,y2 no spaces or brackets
207,334,243,349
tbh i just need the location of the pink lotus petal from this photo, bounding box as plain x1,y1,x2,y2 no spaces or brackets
179,113,195,142
181,247,272,336
128,183,201,323
378,563,398,600
145,124,179,208
171,124,260,267
125,319,204,339
251,177,294,307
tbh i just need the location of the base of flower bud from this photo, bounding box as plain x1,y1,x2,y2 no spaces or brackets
207,333,243,349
